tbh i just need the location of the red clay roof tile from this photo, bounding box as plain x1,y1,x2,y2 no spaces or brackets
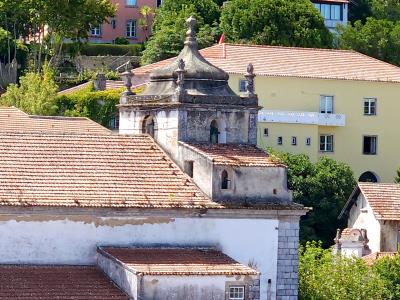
359,183,400,220
181,142,284,167
362,252,397,266
0,107,110,135
0,265,128,299
100,247,259,276
0,132,220,209
134,44,400,83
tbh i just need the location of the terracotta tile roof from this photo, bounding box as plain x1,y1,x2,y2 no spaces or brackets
0,132,221,209
358,183,400,220
58,80,125,95
0,106,111,135
134,43,400,83
180,142,284,167
362,252,397,266
100,247,259,276
0,265,128,299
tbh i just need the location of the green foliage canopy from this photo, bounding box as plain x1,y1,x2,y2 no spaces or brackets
0,67,58,115
299,242,390,300
338,18,400,66
270,150,356,246
141,0,222,64
219,0,332,48
373,255,400,299
54,83,123,127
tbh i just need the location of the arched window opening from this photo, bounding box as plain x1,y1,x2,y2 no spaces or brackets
142,115,155,138
210,120,219,144
359,171,378,183
221,170,230,190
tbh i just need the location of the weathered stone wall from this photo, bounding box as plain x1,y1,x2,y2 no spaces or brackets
212,166,292,203
184,109,251,144
276,217,300,300
177,143,214,198
140,275,260,300
76,55,140,72
380,221,398,252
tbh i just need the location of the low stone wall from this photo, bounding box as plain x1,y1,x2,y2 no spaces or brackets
76,55,140,72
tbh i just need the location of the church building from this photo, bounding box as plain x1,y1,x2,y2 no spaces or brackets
0,17,306,300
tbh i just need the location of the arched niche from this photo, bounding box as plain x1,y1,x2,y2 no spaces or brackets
359,171,379,183
142,115,157,138
209,118,227,144
221,170,230,190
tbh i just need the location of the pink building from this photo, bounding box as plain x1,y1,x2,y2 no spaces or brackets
89,0,162,44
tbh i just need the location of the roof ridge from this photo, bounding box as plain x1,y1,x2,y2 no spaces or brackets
220,43,357,54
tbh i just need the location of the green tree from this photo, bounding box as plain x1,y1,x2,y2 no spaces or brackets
373,255,400,299
220,0,332,48
0,0,116,71
0,66,58,115
299,242,390,300
141,0,221,64
270,150,356,246
349,0,373,23
371,0,400,21
337,18,400,66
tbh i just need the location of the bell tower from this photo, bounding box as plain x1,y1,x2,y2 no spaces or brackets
118,16,259,162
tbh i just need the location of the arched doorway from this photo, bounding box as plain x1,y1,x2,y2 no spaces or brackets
142,115,156,138
359,171,379,183
210,120,219,144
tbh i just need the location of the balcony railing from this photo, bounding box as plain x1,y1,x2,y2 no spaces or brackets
258,110,346,127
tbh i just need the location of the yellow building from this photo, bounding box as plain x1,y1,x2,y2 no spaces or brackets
134,43,400,183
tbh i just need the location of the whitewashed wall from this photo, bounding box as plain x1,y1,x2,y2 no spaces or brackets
0,214,278,299
348,193,381,253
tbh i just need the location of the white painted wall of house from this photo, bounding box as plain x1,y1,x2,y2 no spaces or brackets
348,193,381,253
0,215,278,299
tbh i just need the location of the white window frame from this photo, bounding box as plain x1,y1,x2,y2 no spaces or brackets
277,136,283,145
229,286,245,300
363,135,377,155
320,134,334,152
91,26,101,37
364,98,377,116
320,95,334,114
291,136,297,145
263,128,269,136
126,19,137,38
306,137,311,146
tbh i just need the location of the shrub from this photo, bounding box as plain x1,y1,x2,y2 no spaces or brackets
64,43,143,56
299,242,390,300
54,83,122,127
373,255,400,299
114,37,130,45
0,66,58,115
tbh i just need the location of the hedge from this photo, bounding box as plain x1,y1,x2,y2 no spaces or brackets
63,43,143,57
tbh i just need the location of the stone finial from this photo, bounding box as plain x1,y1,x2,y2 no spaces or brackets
94,72,106,91
245,63,256,96
334,228,341,245
185,16,198,47
121,68,134,96
175,59,186,98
